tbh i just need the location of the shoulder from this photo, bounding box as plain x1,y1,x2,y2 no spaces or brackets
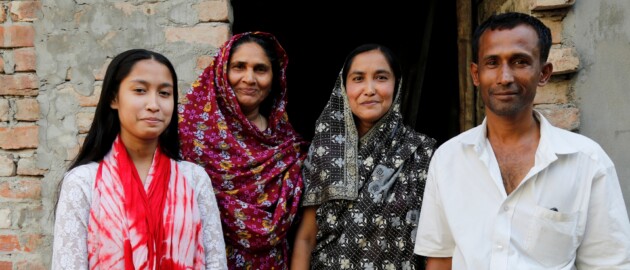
177,160,208,176
433,125,482,157
549,126,614,166
61,162,98,189
176,160,212,189
403,126,436,150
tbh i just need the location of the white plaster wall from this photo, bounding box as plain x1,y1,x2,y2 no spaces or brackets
565,0,630,216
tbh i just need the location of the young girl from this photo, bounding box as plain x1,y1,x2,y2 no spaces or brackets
52,49,227,269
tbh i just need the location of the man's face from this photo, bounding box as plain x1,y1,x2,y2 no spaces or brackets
471,24,552,118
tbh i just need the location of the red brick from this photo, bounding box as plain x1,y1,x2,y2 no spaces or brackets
536,105,580,130
14,48,36,72
0,74,39,96
535,79,570,105
17,157,46,176
0,208,11,228
0,99,9,122
0,126,39,149
549,47,579,75
9,1,41,22
66,134,86,160
15,98,39,121
197,1,229,22
165,24,230,48
66,144,80,161
16,206,41,230
22,234,43,252
3,25,35,48
0,3,6,23
0,235,20,252
539,16,563,45
77,83,101,107
77,112,94,133
16,157,45,176
0,27,5,49
0,261,12,270
196,55,213,70
0,57,4,73
0,179,41,200
16,260,45,270
0,155,15,177
531,0,575,11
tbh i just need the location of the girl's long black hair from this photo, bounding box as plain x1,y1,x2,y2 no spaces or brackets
54,49,180,216
68,49,180,172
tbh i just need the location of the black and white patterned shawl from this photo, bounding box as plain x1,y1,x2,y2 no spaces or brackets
302,70,435,206
302,69,436,269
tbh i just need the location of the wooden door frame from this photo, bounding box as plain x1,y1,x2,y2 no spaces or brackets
456,0,477,131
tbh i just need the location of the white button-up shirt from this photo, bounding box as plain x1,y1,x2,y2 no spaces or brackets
414,112,630,269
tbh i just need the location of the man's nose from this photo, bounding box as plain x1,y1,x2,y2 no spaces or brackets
498,64,514,85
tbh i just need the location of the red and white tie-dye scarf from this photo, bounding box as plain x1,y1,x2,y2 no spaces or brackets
87,136,205,269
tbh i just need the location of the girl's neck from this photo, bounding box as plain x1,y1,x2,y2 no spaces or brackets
119,132,158,184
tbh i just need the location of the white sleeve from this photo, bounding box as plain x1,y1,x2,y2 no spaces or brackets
414,153,455,257
51,167,93,270
576,158,630,269
192,165,228,270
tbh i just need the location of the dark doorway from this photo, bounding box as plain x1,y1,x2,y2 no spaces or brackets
231,1,460,146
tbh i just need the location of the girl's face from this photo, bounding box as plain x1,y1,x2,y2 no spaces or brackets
111,59,174,143
345,49,395,129
227,41,273,115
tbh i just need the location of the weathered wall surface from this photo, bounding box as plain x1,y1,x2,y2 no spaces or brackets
0,0,231,268
564,0,630,213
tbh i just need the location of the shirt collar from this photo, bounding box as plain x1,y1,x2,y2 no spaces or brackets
459,110,578,155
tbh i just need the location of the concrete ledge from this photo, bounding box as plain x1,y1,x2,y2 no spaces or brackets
531,0,575,11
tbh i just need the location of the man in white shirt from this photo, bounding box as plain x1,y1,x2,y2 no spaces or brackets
414,12,630,269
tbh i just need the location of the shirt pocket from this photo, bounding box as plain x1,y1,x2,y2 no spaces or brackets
526,205,579,267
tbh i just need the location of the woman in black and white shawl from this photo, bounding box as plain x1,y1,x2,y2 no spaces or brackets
292,43,436,270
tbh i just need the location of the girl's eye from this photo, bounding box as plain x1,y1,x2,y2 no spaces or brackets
133,88,146,93
159,90,172,97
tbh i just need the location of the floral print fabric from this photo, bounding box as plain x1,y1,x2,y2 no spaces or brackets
178,32,308,269
302,71,435,269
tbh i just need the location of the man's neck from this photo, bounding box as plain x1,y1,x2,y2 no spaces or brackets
486,109,539,144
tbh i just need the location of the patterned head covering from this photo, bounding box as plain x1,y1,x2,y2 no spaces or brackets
302,45,435,269
178,32,308,268
302,47,432,205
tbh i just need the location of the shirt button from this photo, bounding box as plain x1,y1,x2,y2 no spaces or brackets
503,206,509,211
497,245,504,250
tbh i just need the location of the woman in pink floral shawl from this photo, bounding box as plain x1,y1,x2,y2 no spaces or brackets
179,32,308,269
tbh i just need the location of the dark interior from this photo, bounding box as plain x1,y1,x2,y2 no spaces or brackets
231,0,461,146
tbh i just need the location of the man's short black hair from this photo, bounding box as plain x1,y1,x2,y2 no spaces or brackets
472,12,552,63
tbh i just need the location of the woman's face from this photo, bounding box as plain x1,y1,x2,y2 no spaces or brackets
228,41,273,116
111,59,174,142
345,49,395,129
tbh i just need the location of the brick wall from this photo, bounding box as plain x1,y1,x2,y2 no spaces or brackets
478,0,580,130
0,1,46,269
0,0,232,269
